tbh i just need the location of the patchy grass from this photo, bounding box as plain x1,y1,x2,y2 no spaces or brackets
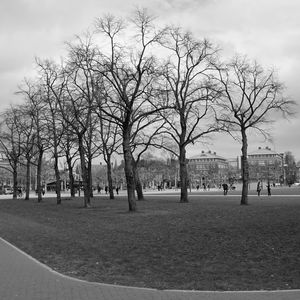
0,193,299,291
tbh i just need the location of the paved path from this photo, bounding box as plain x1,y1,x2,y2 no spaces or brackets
0,238,299,300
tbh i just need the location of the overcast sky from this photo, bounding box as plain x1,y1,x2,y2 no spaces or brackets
1,0,299,160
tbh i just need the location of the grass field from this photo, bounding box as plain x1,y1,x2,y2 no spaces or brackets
0,189,299,291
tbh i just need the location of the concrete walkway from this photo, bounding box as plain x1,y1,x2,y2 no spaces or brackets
0,238,299,300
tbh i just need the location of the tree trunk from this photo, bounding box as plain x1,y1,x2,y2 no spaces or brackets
12,163,18,200
66,157,76,197
106,155,115,200
123,131,136,211
89,170,94,198
241,129,249,205
131,154,144,201
87,157,93,200
25,159,31,200
37,149,43,203
135,168,144,201
78,143,90,208
54,154,61,205
179,145,188,203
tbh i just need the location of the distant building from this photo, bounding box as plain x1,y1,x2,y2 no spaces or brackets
188,151,228,187
226,157,241,182
248,146,283,182
248,146,283,165
227,157,240,170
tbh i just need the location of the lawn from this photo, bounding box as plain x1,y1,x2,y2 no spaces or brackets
0,192,299,291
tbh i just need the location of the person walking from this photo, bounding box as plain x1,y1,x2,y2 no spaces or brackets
222,183,228,195
257,180,262,196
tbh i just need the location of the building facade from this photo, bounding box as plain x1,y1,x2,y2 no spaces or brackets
248,146,283,183
188,151,229,188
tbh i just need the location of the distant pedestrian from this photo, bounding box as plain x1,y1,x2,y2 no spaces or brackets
17,187,23,198
266,182,271,196
196,185,200,191
116,187,119,195
105,186,108,194
257,181,262,196
222,183,228,195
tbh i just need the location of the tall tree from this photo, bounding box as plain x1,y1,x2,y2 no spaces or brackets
17,104,38,200
95,9,165,211
159,27,220,202
35,58,66,204
0,106,24,199
215,56,296,205
18,79,50,202
58,34,99,207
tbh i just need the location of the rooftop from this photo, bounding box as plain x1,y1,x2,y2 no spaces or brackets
248,146,282,157
189,150,226,160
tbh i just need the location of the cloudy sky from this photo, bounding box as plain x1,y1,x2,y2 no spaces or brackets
1,0,299,160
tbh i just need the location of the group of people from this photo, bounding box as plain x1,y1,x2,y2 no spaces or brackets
97,185,120,195
94,181,273,196
196,183,211,191
220,180,272,196
256,180,271,196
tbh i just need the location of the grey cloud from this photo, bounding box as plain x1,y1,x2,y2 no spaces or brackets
0,0,299,159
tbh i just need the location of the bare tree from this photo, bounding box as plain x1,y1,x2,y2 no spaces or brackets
215,56,296,205
57,34,99,207
0,106,25,199
159,27,221,202
35,58,66,204
17,104,38,200
17,80,50,202
95,9,166,211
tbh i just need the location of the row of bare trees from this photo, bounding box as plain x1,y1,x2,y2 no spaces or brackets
0,9,295,209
